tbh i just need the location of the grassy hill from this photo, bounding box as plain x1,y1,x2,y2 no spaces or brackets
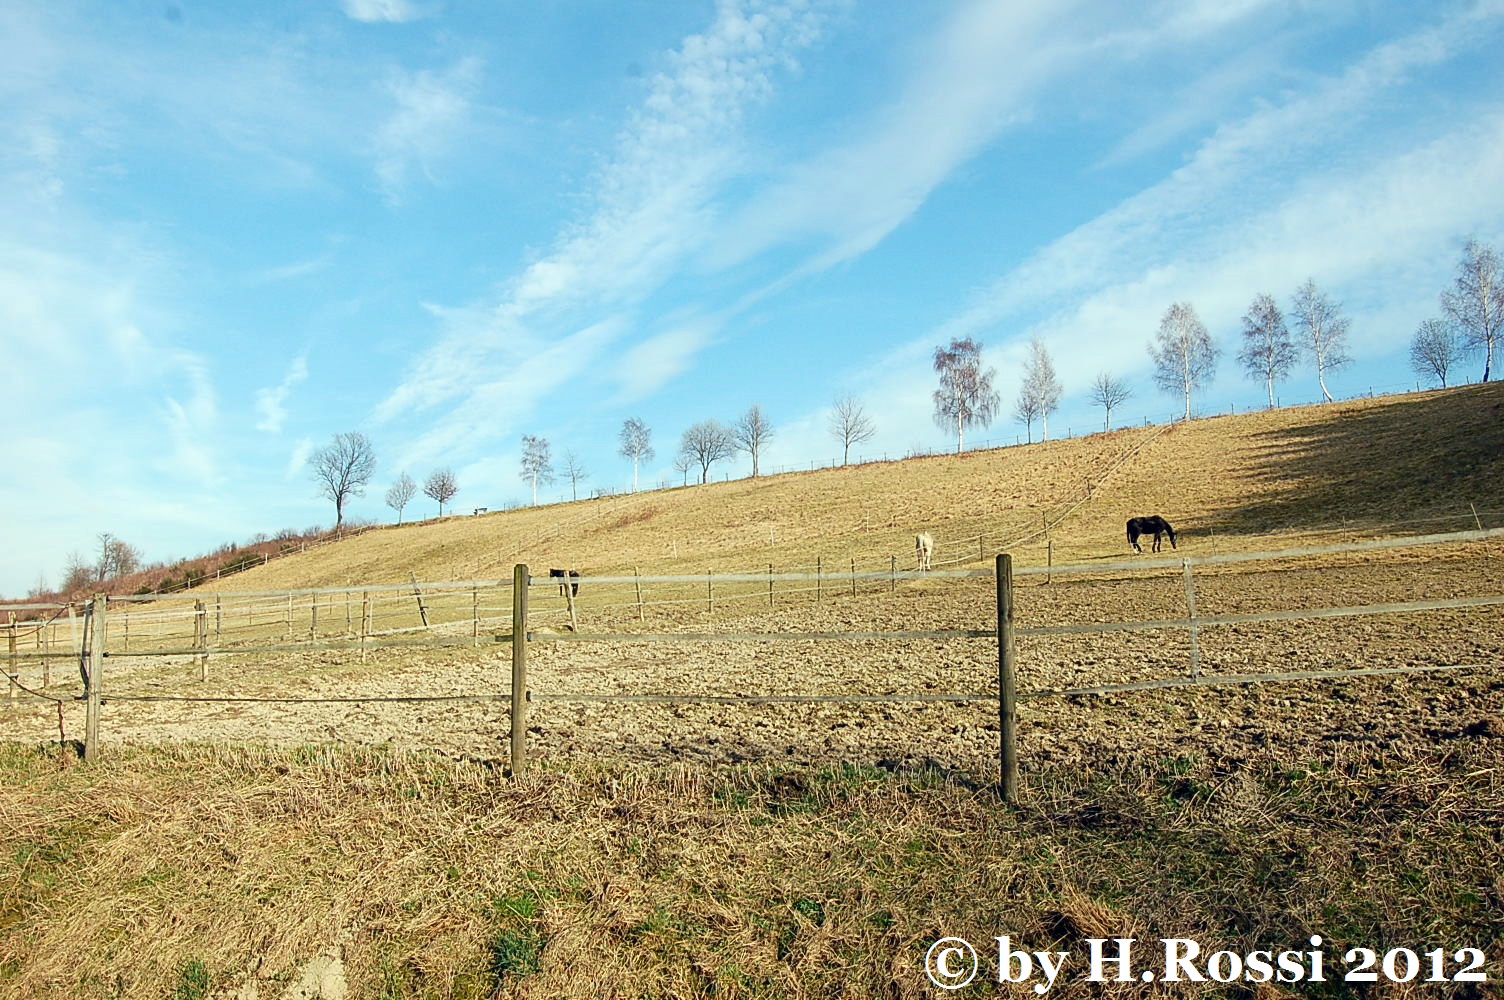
211,383,1504,592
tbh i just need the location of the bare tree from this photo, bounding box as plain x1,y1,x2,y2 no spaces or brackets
95,532,142,581
932,337,1000,452
1410,319,1464,387
424,468,458,516
561,450,589,501
672,450,694,486
1237,293,1297,408
732,405,774,477
1149,303,1219,420
1013,389,1041,444
679,420,734,484
95,532,115,582
1290,278,1352,402
520,435,554,505
310,431,377,530
618,417,654,492
1015,336,1062,442
1089,371,1133,430
384,472,417,524
1440,238,1502,382
829,396,876,466
60,551,93,595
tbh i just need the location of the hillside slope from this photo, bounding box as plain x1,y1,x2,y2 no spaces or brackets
204,383,1503,592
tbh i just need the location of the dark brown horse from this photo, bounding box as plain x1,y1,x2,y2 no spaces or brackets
1127,516,1176,553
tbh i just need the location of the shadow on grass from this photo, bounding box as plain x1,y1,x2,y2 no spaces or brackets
1197,383,1504,536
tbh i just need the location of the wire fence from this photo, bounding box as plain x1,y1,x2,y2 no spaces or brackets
5,527,1500,785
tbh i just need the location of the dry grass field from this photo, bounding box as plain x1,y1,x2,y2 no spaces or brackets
2,384,1502,998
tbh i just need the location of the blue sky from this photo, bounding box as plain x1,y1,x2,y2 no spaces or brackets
5,0,1503,596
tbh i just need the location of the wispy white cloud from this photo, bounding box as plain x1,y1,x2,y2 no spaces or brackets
928,2,1504,351
373,56,483,203
388,317,626,473
160,354,220,486
610,319,721,402
709,0,1288,278
285,437,315,480
375,1,837,445
255,355,310,433
806,5,1504,443
342,0,428,24
252,255,333,284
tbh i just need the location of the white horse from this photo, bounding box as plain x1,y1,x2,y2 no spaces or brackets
915,532,934,571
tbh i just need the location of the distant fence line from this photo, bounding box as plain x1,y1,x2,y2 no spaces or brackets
4,528,1500,792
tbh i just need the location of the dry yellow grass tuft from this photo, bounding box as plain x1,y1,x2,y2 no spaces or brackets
1,742,1500,998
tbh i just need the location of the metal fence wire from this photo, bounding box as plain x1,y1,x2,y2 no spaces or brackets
2,527,1500,794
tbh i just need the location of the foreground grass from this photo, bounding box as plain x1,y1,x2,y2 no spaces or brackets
0,740,1500,998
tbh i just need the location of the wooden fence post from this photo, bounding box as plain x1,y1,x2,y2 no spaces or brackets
768,564,775,607
215,596,222,644
1047,540,1053,585
360,592,371,663
634,567,644,622
41,617,51,688
6,613,15,707
850,557,857,597
85,594,105,762
564,574,579,632
706,569,713,612
472,586,480,647
890,555,896,593
286,594,293,641
409,573,430,629
195,600,208,681
816,556,822,602
997,554,1018,802
511,564,529,778
1183,558,1201,678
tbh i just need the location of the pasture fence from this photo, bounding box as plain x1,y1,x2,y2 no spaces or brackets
3,527,1501,791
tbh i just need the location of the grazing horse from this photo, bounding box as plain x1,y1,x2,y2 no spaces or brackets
915,532,934,571
1126,516,1177,553
547,568,581,597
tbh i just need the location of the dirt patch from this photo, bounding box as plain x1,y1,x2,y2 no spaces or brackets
9,544,1500,785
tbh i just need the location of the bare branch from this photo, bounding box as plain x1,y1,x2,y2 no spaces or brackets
732,405,774,477
828,396,876,466
423,468,458,516
310,432,377,530
1089,372,1133,431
